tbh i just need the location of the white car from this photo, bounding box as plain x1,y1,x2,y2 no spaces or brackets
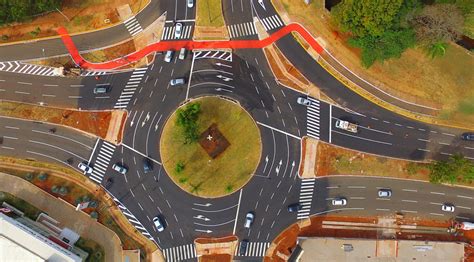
378,189,392,198
296,97,311,106
112,163,128,175
441,204,455,212
164,50,174,63
244,212,254,228
153,216,165,232
332,198,347,206
187,0,194,8
174,23,183,39
78,162,93,174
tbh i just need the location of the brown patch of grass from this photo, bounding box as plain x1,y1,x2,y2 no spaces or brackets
275,0,474,125
316,142,430,181
0,101,111,138
82,40,136,63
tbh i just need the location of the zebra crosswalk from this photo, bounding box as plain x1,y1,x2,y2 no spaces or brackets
114,67,147,109
193,50,232,62
260,15,284,31
161,25,193,40
0,61,57,76
297,178,316,219
306,97,320,139
163,244,197,262
227,22,257,38
89,141,116,184
236,242,270,257
112,197,154,240
124,16,143,37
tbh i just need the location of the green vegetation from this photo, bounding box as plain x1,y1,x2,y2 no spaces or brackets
0,191,42,220
176,102,201,144
161,97,261,198
196,0,225,27
0,0,61,25
332,0,471,67
429,154,474,184
75,237,105,262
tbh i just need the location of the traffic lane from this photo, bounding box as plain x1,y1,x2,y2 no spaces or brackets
0,119,94,168
223,0,254,24
163,0,195,21
330,106,474,160
251,0,278,18
313,176,474,220
235,130,301,242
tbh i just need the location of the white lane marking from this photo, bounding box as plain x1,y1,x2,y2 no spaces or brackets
232,189,243,235
402,189,418,192
430,202,442,205
417,138,431,142
430,191,445,195
347,186,366,189
430,213,444,216
332,130,392,145
401,210,417,213
457,206,471,210
457,195,473,199
401,200,418,203
376,208,390,211
257,121,301,140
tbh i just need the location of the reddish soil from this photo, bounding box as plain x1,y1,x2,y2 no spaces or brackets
199,124,230,159
0,102,112,139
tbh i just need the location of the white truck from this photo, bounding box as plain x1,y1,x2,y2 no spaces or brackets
335,119,358,133
458,221,474,230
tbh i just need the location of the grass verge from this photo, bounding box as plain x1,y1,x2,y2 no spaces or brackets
0,191,42,220
275,0,474,126
196,0,225,27
75,237,105,262
160,97,261,198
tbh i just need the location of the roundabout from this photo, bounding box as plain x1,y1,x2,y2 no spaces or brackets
160,96,262,198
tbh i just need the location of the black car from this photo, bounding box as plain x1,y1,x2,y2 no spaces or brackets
287,203,302,213
239,239,249,256
462,133,474,141
143,158,153,173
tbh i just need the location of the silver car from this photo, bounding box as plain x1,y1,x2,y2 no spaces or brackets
78,162,93,174
174,23,183,39
187,0,194,8
170,78,186,86
112,163,128,175
297,97,311,106
441,203,455,212
244,212,254,228
164,50,174,63
378,189,392,198
332,198,347,206
153,216,165,232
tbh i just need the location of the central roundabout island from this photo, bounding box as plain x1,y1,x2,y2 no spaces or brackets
160,96,262,198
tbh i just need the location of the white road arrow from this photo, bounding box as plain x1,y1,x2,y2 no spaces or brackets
130,111,137,127
141,112,150,127
193,203,212,207
262,155,269,173
258,0,266,10
154,114,163,131
286,161,296,178
194,215,211,221
215,62,232,68
275,159,282,174
195,229,212,233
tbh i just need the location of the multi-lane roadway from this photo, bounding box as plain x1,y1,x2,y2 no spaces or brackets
0,0,473,261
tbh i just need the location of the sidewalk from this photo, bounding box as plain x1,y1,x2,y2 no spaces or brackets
56,23,324,70
0,172,123,262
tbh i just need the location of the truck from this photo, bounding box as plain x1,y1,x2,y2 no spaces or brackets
55,66,82,77
335,119,358,133
458,221,474,230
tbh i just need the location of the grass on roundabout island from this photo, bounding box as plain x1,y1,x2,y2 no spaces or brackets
160,96,262,198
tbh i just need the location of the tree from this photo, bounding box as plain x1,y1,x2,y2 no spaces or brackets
349,29,416,67
332,0,405,37
0,0,62,25
410,4,464,46
429,154,474,184
176,103,201,143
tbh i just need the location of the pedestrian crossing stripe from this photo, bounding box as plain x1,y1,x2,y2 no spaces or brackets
260,15,284,31
163,244,197,262
161,25,193,40
297,178,315,219
111,197,154,241
88,141,116,184
227,22,257,38
306,97,321,139
235,242,270,257
113,68,147,109
124,16,143,37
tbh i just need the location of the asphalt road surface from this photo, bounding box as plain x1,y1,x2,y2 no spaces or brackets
0,1,473,261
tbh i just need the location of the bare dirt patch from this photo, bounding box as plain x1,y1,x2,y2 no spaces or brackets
199,124,230,159
0,101,118,139
0,0,148,44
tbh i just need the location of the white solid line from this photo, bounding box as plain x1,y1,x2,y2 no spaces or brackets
233,189,243,235
257,121,301,140
329,104,332,143
88,139,100,164
332,130,392,145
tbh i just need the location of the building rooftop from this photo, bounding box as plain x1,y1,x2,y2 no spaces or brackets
299,237,464,262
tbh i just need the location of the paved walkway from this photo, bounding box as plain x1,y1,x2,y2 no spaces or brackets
0,172,123,262
57,23,324,70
